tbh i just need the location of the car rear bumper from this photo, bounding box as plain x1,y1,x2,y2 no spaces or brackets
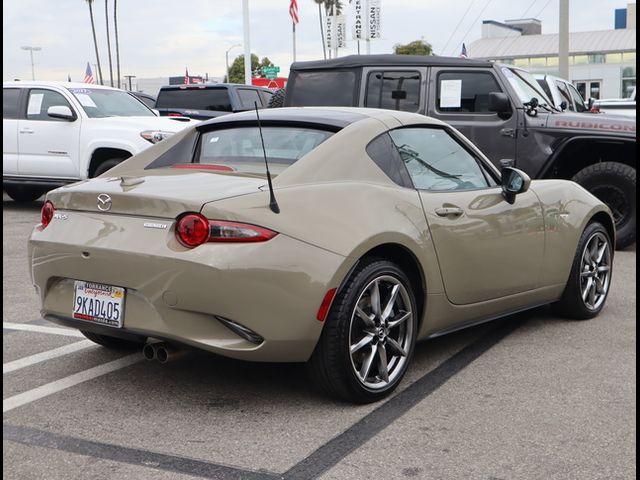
29,210,349,362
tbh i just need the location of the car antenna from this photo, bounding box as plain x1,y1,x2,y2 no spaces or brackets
254,101,280,214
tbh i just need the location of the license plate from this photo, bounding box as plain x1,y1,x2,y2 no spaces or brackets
72,281,125,328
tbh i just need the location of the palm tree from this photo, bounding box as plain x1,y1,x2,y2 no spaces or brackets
85,0,104,84
104,0,114,86
113,0,121,88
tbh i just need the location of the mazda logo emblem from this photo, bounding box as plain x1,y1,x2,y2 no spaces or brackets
97,194,112,212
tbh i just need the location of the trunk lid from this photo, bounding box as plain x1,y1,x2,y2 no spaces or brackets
47,171,266,218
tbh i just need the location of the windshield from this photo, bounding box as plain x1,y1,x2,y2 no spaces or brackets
67,87,155,118
502,67,554,107
194,126,334,175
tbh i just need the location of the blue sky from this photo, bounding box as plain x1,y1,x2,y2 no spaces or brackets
3,0,632,82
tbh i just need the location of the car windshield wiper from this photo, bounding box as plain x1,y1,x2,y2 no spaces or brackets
396,144,463,184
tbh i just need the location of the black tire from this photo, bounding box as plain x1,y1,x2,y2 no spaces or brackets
552,222,613,320
4,185,47,202
308,258,418,403
572,162,636,249
92,158,124,177
267,88,286,108
81,331,146,350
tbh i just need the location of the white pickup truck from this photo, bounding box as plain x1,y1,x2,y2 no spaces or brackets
3,81,196,201
591,87,636,117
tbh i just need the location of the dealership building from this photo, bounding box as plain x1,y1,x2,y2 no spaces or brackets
468,3,636,101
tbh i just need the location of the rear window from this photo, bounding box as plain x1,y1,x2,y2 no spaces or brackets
3,88,20,119
156,88,232,112
237,88,263,109
287,70,358,106
194,126,334,175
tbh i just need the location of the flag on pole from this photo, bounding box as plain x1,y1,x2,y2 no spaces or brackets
84,62,95,84
184,67,189,84
289,0,299,24
460,43,468,58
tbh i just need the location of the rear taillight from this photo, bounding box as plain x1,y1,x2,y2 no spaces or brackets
590,105,600,113
41,201,55,228
175,215,278,248
176,213,210,247
208,220,277,242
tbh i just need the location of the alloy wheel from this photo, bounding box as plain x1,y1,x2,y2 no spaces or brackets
579,231,612,311
348,275,413,390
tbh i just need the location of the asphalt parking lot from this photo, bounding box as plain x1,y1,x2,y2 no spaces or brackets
3,195,636,480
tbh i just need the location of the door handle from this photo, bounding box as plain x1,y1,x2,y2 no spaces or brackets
435,207,464,217
19,128,34,134
500,127,516,138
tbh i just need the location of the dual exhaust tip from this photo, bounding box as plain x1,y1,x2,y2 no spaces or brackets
142,342,184,363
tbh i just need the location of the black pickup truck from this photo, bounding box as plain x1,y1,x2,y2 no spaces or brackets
274,55,636,248
155,83,274,120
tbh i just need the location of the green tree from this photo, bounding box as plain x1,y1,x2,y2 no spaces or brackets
393,40,434,56
226,55,274,84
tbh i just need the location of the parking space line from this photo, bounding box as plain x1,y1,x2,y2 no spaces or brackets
282,316,526,480
3,354,142,413
3,424,280,480
3,340,94,374
3,322,84,337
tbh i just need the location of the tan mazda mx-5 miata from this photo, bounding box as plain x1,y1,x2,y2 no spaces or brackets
29,107,614,403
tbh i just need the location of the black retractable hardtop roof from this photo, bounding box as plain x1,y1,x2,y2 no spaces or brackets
197,107,368,131
290,54,493,70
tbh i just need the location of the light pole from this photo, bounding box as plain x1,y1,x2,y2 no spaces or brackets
124,75,136,91
21,46,42,80
242,0,252,85
225,44,241,83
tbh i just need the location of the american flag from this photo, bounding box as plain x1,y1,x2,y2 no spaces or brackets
84,62,95,84
289,0,299,24
459,43,468,59
184,67,189,84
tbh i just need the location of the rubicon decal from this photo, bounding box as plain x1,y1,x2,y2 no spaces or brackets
553,120,636,133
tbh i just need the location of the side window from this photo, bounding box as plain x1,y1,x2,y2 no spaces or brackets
536,79,554,103
554,81,574,110
365,70,421,112
260,90,274,106
436,72,502,113
567,84,587,112
3,88,21,119
366,133,414,188
26,89,73,121
288,70,358,106
388,128,497,191
237,88,263,109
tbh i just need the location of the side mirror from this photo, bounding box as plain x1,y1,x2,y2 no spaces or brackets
501,167,531,204
587,97,595,109
488,92,511,116
47,105,76,121
559,100,568,111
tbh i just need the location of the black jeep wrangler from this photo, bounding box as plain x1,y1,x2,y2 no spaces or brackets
273,55,636,248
